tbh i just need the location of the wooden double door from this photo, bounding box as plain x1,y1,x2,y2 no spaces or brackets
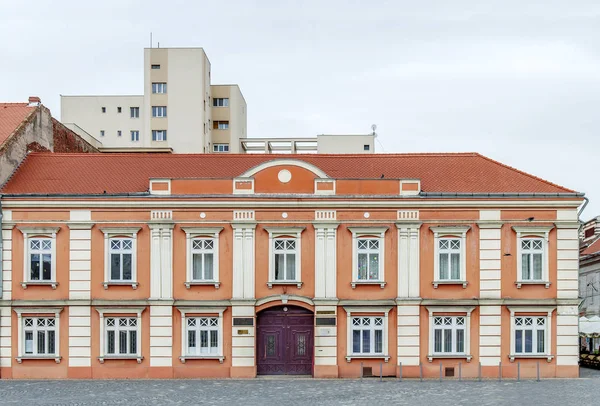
256,306,314,375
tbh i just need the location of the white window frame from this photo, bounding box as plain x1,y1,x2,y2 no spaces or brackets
130,107,140,118
348,227,388,289
213,98,229,107
104,317,139,356
131,130,140,142
152,130,167,141
214,121,229,130
426,306,474,362
176,307,226,363
96,307,145,363
213,143,229,153
152,82,167,94
152,106,167,117
344,306,392,362
264,227,305,288
100,227,141,289
182,227,223,289
432,316,466,355
14,307,63,363
350,316,385,356
507,306,555,362
513,226,552,288
18,227,60,289
430,226,470,288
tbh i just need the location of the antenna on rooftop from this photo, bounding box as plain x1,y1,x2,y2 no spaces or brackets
371,124,377,137
150,32,153,48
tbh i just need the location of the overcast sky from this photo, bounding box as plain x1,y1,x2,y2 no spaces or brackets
1,0,598,219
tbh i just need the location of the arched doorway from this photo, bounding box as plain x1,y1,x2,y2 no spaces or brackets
256,305,314,375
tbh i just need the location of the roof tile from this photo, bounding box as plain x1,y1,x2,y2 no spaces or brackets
0,103,36,149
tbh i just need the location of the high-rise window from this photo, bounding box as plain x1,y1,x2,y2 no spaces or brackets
152,106,167,117
130,107,140,118
131,131,140,142
151,64,160,69
213,121,229,130
213,98,229,107
152,83,167,93
152,130,167,141
212,144,229,153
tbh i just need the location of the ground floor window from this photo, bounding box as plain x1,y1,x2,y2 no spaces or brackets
106,317,138,355
24,317,56,355
186,317,219,355
433,316,465,355
352,317,383,355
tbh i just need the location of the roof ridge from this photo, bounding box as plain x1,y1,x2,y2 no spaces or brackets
474,153,576,193
28,152,481,158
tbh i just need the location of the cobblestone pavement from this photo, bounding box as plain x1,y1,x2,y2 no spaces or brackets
0,369,598,406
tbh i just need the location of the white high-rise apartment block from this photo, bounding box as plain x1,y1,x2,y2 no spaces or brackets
61,47,247,153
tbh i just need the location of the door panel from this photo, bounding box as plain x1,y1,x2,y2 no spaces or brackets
257,306,314,376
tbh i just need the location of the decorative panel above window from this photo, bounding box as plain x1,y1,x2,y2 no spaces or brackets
17,227,60,289
181,227,224,288
430,226,470,288
99,227,141,289
512,226,553,288
264,227,305,288
348,227,388,288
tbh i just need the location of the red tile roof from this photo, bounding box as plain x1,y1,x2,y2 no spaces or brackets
0,103,36,149
0,152,578,196
583,237,600,256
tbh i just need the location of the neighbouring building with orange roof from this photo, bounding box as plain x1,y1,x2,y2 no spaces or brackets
0,152,584,379
580,217,600,317
0,97,100,187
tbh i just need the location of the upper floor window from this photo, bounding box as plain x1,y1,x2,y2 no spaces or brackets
213,121,229,130
182,227,223,288
513,226,552,288
151,64,160,69
363,144,370,151
213,143,229,153
265,227,305,288
152,82,167,94
177,307,225,362
349,227,388,288
426,306,474,362
117,107,122,113
508,306,554,362
152,130,167,141
100,227,140,289
109,238,133,282
117,130,122,137
213,98,229,107
130,107,140,118
100,130,105,137
101,107,106,113
431,226,469,288
152,106,167,117
131,130,140,142
18,227,60,289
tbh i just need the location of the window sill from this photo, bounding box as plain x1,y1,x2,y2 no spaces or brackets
515,281,551,289
345,354,390,363
102,281,139,290
179,355,225,364
16,355,61,364
508,354,554,363
267,281,302,289
185,281,221,289
427,354,472,363
21,281,58,290
351,281,386,289
432,280,468,289
98,355,143,364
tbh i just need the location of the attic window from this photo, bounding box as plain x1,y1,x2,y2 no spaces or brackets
585,228,595,238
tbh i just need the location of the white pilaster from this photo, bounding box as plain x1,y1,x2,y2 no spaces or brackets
2,218,13,301
397,304,420,365
314,212,338,299
556,305,579,366
232,216,256,299
149,215,174,300
150,305,173,367
478,219,502,299
479,305,501,366
0,306,11,367
231,305,255,367
396,222,421,298
68,211,93,300
68,306,91,367
556,223,580,299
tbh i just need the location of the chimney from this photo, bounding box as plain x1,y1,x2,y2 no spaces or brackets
28,96,41,107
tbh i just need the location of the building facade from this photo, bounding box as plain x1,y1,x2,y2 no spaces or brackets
580,216,600,316
61,48,247,153
0,152,582,379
